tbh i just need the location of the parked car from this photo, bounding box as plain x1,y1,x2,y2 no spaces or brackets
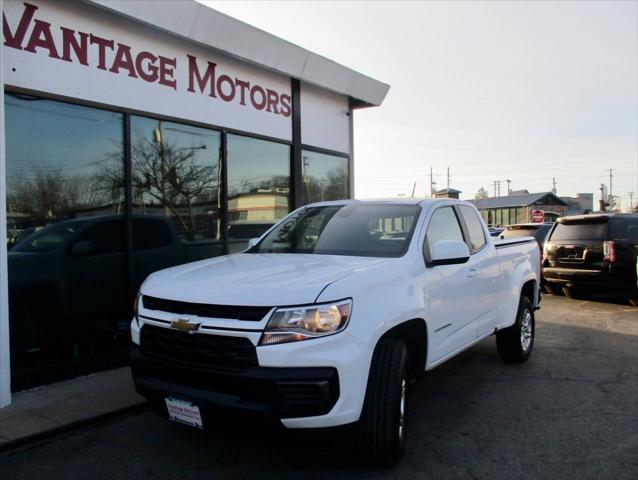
131,199,541,465
542,213,638,305
500,223,553,250
8,215,184,355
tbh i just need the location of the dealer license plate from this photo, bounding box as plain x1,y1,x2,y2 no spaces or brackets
165,397,203,429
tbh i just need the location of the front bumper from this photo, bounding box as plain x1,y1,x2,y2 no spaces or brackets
130,318,372,428
131,347,339,425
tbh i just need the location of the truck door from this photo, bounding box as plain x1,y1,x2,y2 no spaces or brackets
457,205,500,337
421,206,479,361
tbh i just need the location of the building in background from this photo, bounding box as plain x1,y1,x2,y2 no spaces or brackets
0,0,389,395
560,193,594,215
434,188,462,199
471,191,569,226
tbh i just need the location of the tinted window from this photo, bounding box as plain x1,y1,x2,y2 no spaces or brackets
609,217,638,240
302,150,349,203
75,219,125,255
5,94,127,389
252,204,420,257
426,207,465,251
133,218,173,251
459,205,487,252
131,117,222,243
550,221,607,241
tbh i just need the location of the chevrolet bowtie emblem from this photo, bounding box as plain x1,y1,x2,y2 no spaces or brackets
170,318,201,333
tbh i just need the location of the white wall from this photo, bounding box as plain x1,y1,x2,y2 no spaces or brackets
0,0,12,408
300,82,350,154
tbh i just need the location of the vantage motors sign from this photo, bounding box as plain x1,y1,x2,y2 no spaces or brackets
2,1,293,140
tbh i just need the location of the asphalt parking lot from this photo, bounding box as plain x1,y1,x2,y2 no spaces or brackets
1,295,637,480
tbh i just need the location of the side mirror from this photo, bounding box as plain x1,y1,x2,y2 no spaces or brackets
247,238,260,248
430,240,470,266
71,240,95,256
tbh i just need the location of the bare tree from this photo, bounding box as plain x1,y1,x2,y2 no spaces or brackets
97,136,218,240
475,187,489,199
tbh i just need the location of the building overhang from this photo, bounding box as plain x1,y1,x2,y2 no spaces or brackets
83,0,390,107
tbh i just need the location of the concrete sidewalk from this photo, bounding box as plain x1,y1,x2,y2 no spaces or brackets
0,367,145,449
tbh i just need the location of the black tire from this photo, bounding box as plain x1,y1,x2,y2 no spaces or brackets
562,286,575,299
496,296,534,363
357,338,409,466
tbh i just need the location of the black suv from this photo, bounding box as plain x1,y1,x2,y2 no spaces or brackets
542,213,638,305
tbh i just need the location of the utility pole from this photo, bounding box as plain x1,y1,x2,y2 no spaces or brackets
608,169,614,209
551,178,557,194
629,192,634,211
446,167,450,190
429,167,436,198
493,180,497,197
506,179,512,195
497,180,501,197
411,182,416,198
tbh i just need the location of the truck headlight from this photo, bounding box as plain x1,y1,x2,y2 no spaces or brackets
133,293,141,325
259,299,352,346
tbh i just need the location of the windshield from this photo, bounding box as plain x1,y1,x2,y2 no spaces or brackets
250,204,421,257
12,221,86,253
550,220,607,241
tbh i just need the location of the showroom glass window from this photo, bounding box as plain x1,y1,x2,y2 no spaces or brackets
226,134,290,252
4,94,125,390
301,150,349,204
130,116,223,266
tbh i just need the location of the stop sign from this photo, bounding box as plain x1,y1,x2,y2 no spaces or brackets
531,209,544,223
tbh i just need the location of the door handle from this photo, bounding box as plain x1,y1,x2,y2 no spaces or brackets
467,267,480,278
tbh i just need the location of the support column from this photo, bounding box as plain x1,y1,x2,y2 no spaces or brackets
0,0,13,408
291,79,303,209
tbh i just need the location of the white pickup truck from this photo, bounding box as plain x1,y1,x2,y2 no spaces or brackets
131,199,540,465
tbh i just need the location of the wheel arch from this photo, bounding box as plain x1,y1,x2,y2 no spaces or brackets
377,318,428,377
521,278,538,305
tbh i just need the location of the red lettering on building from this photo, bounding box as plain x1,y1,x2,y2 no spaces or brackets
3,2,290,117
60,27,89,66
110,43,137,78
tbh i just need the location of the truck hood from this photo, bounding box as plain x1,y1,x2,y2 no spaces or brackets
141,253,393,306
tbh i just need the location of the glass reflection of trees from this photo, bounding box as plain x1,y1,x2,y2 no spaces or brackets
129,118,222,242
5,94,124,247
301,150,349,204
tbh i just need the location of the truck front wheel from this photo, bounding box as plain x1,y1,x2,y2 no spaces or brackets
357,337,408,466
496,296,535,363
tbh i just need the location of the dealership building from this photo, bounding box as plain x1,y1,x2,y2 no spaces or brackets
0,0,389,405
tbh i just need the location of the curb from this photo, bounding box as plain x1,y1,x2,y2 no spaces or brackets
0,402,148,454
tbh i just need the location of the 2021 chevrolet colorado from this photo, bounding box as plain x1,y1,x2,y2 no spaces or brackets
131,199,541,465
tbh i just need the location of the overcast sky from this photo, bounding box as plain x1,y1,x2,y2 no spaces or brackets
204,0,638,209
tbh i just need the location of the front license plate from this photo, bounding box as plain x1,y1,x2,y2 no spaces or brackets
165,397,203,429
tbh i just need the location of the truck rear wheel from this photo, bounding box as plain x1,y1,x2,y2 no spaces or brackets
357,337,408,466
496,296,534,363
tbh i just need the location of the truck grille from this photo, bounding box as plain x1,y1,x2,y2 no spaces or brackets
139,325,258,370
142,295,271,321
